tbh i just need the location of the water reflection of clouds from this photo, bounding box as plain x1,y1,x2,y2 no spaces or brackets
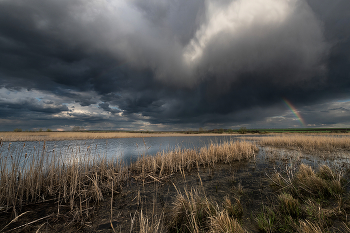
1,136,238,167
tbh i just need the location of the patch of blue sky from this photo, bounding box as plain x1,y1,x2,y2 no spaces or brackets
110,106,121,111
337,99,350,103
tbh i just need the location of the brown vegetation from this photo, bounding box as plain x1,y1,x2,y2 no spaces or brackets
0,132,237,142
0,140,257,232
2,134,350,232
130,141,258,177
257,134,350,152
169,188,246,233
257,163,350,233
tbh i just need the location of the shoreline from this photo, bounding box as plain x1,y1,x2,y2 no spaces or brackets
0,131,348,142
1,137,350,232
0,140,259,232
0,132,241,142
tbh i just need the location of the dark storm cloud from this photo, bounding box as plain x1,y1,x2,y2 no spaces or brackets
329,107,350,112
0,99,68,117
187,0,328,89
0,0,350,130
302,106,350,127
132,0,206,45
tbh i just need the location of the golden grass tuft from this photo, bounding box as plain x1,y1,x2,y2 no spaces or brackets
223,196,243,219
170,188,218,232
299,220,323,233
270,163,344,200
210,210,246,233
277,193,301,218
169,187,246,233
130,140,258,177
294,164,343,199
138,210,164,233
317,165,335,181
296,164,316,180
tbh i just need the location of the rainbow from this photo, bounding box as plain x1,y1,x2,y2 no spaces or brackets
283,98,306,127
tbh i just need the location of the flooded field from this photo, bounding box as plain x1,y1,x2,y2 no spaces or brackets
1,134,350,232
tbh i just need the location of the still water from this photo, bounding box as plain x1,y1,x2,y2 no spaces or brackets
1,135,243,166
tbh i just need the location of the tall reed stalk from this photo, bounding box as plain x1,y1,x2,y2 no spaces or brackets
0,142,128,214
130,140,258,176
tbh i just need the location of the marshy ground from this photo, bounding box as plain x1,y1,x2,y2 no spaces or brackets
1,135,350,232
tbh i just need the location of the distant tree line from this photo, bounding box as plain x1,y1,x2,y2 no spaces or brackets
182,127,269,134
72,126,85,132
14,128,52,132
182,127,350,134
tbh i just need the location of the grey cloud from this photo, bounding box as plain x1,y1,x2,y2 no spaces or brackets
44,100,54,104
0,0,331,90
0,0,350,131
0,99,68,118
133,0,206,45
193,0,328,90
27,103,68,113
329,107,350,112
75,98,97,107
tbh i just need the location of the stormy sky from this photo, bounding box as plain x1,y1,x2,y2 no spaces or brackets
0,0,349,131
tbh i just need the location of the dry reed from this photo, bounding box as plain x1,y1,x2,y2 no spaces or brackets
258,135,350,152
299,220,323,233
130,140,258,177
0,142,129,217
0,132,235,142
138,210,164,233
271,163,344,200
169,187,246,233
0,140,258,229
210,210,246,233
262,163,348,232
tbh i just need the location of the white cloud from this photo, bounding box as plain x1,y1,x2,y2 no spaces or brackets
184,0,292,65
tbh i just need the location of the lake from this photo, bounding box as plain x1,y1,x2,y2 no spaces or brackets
1,135,248,167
